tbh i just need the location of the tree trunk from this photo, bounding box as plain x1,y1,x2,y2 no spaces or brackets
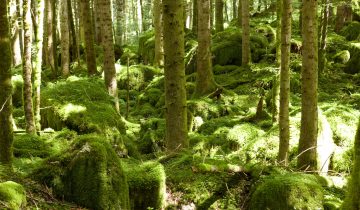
215,0,224,32
342,119,360,210
93,0,102,44
153,0,164,67
163,0,188,151
68,0,78,62
233,0,237,19
97,0,120,113
192,0,198,34
237,0,241,26
79,0,97,76
61,0,70,77
278,0,291,165
298,0,318,171
115,0,126,45
33,0,45,132
16,0,23,57
0,0,14,165
194,0,217,97
241,0,250,65
275,0,282,65
334,1,352,32
9,0,22,66
137,0,143,33
23,0,36,134
318,0,329,73
210,0,214,29
44,0,56,76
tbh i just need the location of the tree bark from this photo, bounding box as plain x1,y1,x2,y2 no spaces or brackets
33,0,45,132
298,0,318,171
68,0,78,62
318,0,329,73
97,0,120,113
0,0,14,165
334,1,352,32
194,0,217,97
16,0,23,57
278,0,291,165
215,0,224,32
275,0,282,65
163,0,188,151
137,0,143,33
9,0,22,66
44,0,56,76
79,0,97,76
23,0,36,134
153,0,164,67
60,0,70,77
115,0,126,45
241,0,250,65
233,0,237,19
192,0,198,34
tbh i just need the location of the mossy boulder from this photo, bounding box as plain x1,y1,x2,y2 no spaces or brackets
333,50,350,64
117,65,160,91
138,118,166,153
13,134,51,158
41,76,125,135
33,135,130,210
0,181,26,210
249,173,324,210
344,43,360,74
124,160,166,210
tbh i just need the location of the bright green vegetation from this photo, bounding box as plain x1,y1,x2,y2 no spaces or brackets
249,173,324,210
0,181,26,210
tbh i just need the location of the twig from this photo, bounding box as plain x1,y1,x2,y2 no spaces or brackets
0,96,10,113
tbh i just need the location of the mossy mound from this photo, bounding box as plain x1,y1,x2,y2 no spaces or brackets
138,118,165,153
327,32,351,55
340,21,360,41
13,134,51,158
249,173,324,210
211,27,269,65
0,181,26,210
123,160,166,210
333,50,351,64
40,76,125,135
117,64,160,91
33,135,130,210
344,43,360,74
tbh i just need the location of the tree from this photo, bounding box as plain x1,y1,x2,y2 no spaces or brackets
342,119,360,210
9,0,22,66
334,0,352,32
114,0,126,45
96,0,120,113
60,0,70,77
215,0,224,32
241,0,250,65
163,0,188,151
297,0,318,171
33,0,45,131
153,0,164,67
43,0,57,76
79,0,97,76
194,0,217,97
0,0,14,165
318,0,329,73
23,0,36,134
278,0,292,165
192,0,198,34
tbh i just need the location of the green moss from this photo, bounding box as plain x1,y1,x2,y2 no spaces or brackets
123,160,166,210
138,30,155,64
13,134,51,158
333,50,351,64
117,65,160,91
249,173,324,210
41,76,125,136
345,43,360,74
138,88,163,107
340,21,360,41
11,74,23,107
33,134,130,210
138,118,166,153
0,181,26,210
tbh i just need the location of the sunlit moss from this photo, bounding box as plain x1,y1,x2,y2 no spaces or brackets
0,181,26,210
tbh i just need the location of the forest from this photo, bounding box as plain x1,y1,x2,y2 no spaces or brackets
0,0,360,209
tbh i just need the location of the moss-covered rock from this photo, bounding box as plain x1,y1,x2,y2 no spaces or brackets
0,181,26,210
117,65,160,91
33,135,130,210
333,50,351,64
344,43,360,74
41,76,125,136
13,134,51,158
123,160,166,210
138,118,166,153
249,173,324,210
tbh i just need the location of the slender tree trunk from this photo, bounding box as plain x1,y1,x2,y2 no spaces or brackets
0,0,14,165
60,0,70,77
51,0,58,75
163,0,188,151
275,0,282,65
16,0,24,57
298,0,318,171
22,0,36,134
278,0,291,165
194,0,216,97
9,0,22,66
153,0,164,67
210,0,214,29
233,0,237,19
44,0,56,76
137,0,143,33
318,0,329,73
115,0,125,45
298,0,302,34
241,0,250,65
93,0,102,44
192,0,198,34
68,0,78,62
237,0,242,26
97,0,120,113
224,0,229,22
79,0,97,75
73,0,81,64
215,0,224,32
334,1,352,32
33,0,44,132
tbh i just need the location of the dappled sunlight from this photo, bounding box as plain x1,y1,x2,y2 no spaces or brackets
59,103,87,120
